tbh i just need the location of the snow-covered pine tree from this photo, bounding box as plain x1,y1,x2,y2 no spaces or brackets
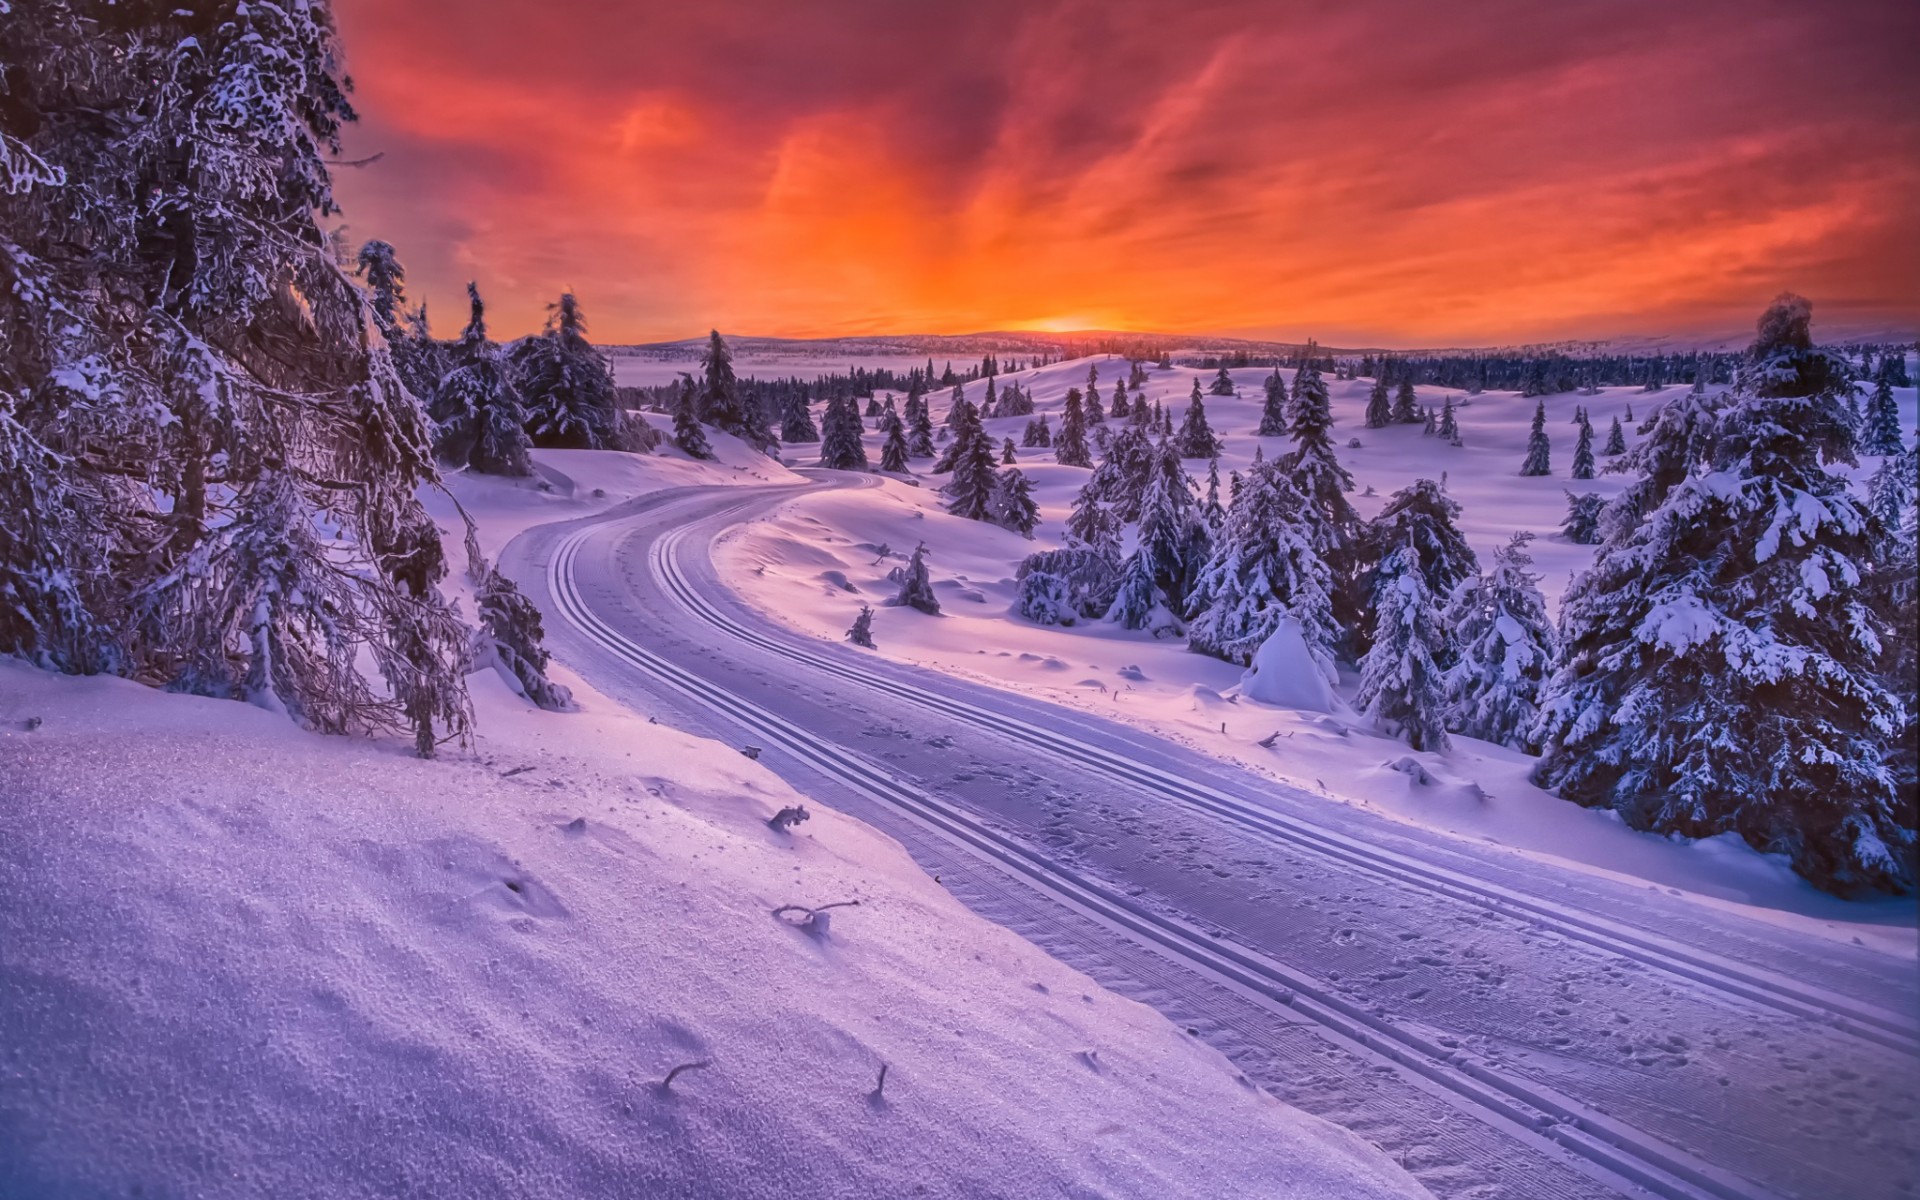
819,394,869,470
1108,441,1201,629
1279,359,1364,642
0,1,471,751
1365,377,1392,428
1201,458,1227,530
879,402,910,473
980,374,999,419
1187,461,1338,669
1056,389,1093,467
1571,410,1596,479
1866,440,1918,804
1356,540,1453,752
1604,414,1627,455
893,543,940,614
1066,483,1123,557
672,377,714,459
847,604,876,648
907,391,936,457
780,389,820,443
992,468,1041,536
1209,366,1236,396
1001,436,1018,465
432,284,533,476
1391,379,1420,424
699,330,752,440
1176,381,1223,458
1081,382,1105,425
1445,532,1555,751
1258,368,1289,436
1519,399,1552,475
1862,375,1904,455
476,564,573,711
1115,380,1134,422
1437,395,1459,442
1022,415,1051,448
1359,479,1478,661
1533,294,1912,894
1561,492,1606,544
511,293,621,450
942,400,1000,521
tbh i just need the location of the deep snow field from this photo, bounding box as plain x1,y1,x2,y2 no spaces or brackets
714,354,1920,950
0,435,1428,1200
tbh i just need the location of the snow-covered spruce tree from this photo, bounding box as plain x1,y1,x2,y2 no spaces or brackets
1258,369,1289,436
1599,383,1726,544
1055,389,1093,467
941,398,1000,521
476,565,573,711
1201,458,1227,531
780,389,820,444
1862,376,1904,456
1561,492,1606,544
893,543,940,614
1086,424,1157,522
672,378,714,459
1533,294,1912,894
1279,359,1364,641
818,394,869,470
1358,479,1478,661
1015,548,1120,626
1001,436,1018,465
1391,379,1420,424
847,604,876,648
433,284,533,476
355,239,408,335
1445,532,1555,751
1187,461,1338,670
1365,376,1392,429
1604,414,1627,456
1066,482,1123,557
1356,540,1453,752
1437,395,1459,442
510,293,621,450
1176,381,1223,458
0,1,469,750
1519,399,1552,476
1021,415,1051,448
992,468,1041,536
879,402,910,473
998,379,1034,418
699,330,755,444
1866,441,1918,803
1121,382,1143,423
1209,366,1236,396
1571,411,1596,480
1107,442,1200,630
906,391,936,458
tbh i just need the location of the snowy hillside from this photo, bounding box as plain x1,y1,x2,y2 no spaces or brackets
0,659,1425,1200
714,352,1917,931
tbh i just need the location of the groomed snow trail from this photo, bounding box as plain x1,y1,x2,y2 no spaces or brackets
502,477,1919,1200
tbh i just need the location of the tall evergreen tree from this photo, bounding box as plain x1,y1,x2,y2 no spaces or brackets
1280,360,1364,641
780,390,820,444
1445,533,1556,751
1571,410,1596,480
1533,294,1911,894
433,284,533,476
1365,377,1392,429
1112,379,1132,422
1391,378,1420,424
1258,368,1290,436
992,468,1041,536
1519,399,1552,475
1209,366,1236,396
818,394,869,470
0,0,473,749
879,400,910,473
699,330,750,438
1604,414,1627,456
893,543,940,614
1360,479,1478,658
1437,395,1459,442
941,399,999,521
1001,436,1018,465
672,377,713,460
1082,382,1106,426
1187,461,1338,669
1056,388,1093,467
1862,376,1904,455
1561,492,1606,544
1066,482,1123,557
1175,381,1224,458
511,293,621,449
906,391,936,458
1108,442,1199,629
1356,540,1453,752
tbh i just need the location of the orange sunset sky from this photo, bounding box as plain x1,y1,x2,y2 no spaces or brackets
328,0,1919,346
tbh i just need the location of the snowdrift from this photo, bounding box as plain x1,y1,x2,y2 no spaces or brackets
0,660,1426,1200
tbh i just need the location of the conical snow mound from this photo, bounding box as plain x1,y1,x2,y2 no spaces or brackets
1239,617,1334,712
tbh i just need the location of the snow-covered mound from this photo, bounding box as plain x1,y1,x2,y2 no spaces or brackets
1239,617,1336,712
0,661,1426,1200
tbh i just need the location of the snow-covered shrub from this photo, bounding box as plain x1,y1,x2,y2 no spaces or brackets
1014,548,1121,626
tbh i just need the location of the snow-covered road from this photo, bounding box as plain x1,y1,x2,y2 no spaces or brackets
502,475,1919,1200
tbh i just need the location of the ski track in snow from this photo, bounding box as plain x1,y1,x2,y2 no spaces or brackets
502,478,1920,1200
